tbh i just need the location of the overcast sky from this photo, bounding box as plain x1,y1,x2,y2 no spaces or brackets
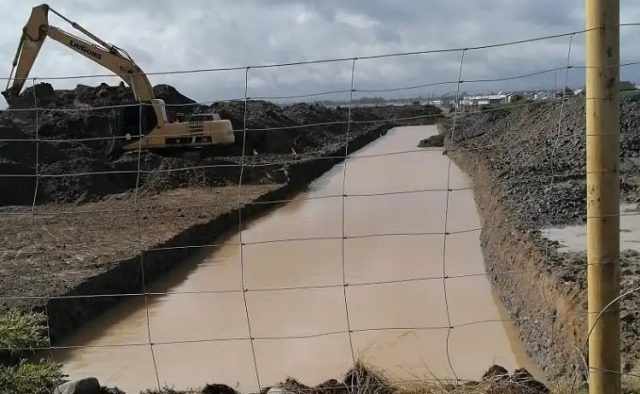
1,0,640,103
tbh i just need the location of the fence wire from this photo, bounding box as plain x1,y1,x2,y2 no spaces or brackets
1,24,639,392
238,66,263,390
341,58,358,365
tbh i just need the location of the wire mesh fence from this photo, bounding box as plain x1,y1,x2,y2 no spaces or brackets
1,24,639,393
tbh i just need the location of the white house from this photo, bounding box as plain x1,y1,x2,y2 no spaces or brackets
459,93,507,108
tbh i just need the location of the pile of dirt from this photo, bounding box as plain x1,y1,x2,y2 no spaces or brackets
418,133,445,147
8,82,196,111
267,364,547,394
445,97,640,227
442,97,640,375
0,83,440,206
108,364,548,394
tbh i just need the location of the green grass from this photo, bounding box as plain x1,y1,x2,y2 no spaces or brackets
0,359,64,394
0,310,49,354
0,310,64,393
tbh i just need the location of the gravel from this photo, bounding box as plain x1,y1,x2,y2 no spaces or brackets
444,96,640,374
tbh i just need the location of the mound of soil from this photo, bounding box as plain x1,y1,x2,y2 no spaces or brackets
445,97,640,227
0,83,441,206
443,97,640,375
108,363,548,394
418,133,444,147
264,364,547,394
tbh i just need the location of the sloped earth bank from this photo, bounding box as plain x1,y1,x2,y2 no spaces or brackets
0,83,440,343
0,123,392,343
102,363,549,394
0,83,440,206
442,96,640,380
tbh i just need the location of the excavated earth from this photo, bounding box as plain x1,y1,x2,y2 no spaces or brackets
116,363,549,394
442,97,640,379
0,82,441,343
1,83,439,206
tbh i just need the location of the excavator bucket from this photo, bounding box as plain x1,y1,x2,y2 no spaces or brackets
1,90,17,106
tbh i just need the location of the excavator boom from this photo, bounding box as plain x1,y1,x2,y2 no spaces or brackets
3,4,154,105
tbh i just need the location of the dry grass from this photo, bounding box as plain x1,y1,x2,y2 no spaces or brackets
0,310,64,394
0,360,64,394
271,362,549,394
129,363,640,394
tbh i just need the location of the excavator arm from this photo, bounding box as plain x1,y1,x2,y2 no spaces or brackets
2,4,155,105
2,3,235,153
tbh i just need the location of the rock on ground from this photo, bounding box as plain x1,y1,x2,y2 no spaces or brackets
53,377,101,394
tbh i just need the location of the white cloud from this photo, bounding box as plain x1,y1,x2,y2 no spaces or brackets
0,0,638,104
334,11,378,30
295,11,312,25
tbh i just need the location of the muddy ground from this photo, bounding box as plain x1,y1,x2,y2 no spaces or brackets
443,97,640,378
0,83,440,206
0,185,275,305
262,363,548,394
0,83,440,342
102,363,549,394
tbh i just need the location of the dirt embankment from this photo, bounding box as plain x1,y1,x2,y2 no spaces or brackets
0,83,441,342
0,82,440,206
101,363,549,394
259,363,548,394
443,97,640,378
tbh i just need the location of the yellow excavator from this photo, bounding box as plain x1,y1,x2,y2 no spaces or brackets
3,4,235,154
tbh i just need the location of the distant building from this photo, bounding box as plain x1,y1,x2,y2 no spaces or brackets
459,93,507,108
555,87,574,99
533,91,550,101
578,82,640,97
619,81,640,99
620,81,636,91
506,92,523,103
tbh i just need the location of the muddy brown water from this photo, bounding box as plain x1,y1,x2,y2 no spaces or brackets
545,203,640,254
53,126,542,393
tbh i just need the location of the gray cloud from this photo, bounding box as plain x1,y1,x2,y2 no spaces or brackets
0,0,638,104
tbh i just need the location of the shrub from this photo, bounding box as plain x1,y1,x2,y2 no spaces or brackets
0,310,64,393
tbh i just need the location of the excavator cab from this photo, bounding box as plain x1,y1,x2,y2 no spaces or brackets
105,103,156,157
116,102,159,139
106,101,161,157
